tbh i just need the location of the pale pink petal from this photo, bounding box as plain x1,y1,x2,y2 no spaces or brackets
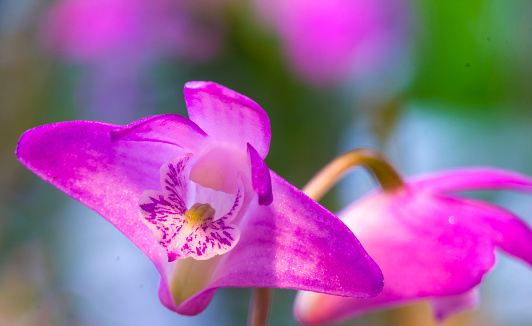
173,172,383,315
184,81,271,158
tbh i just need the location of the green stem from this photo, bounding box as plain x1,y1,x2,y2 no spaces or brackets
303,148,404,201
247,287,273,326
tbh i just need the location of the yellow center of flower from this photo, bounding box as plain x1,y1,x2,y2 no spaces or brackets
185,203,215,226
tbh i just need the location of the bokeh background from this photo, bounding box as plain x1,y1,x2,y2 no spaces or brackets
1,0,532,325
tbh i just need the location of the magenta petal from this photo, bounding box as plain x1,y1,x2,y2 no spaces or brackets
184,81,271,158
110,114,208,153
247,143,273,205
494,216,532,265
431,288,479,322
411,167,532,193
348,192,498,297
296,167,532,325
295,190,499,324
174,172,383,315
16,121,184,310
459,198,532,266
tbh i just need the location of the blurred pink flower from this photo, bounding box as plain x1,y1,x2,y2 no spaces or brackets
295,168,532,325
255,0,411,86
42,0,224,62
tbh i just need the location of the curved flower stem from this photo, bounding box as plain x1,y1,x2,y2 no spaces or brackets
303,148,404,201
247,287,273,326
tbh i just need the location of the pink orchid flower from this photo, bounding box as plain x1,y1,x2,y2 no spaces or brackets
295,168,532,325
42,0,224,62
254,0,411,85
16,81,383,315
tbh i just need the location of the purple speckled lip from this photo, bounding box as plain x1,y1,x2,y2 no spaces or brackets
15,81,384,316
138,154,243,262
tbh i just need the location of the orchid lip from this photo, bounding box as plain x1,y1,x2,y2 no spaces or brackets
138,154,243,262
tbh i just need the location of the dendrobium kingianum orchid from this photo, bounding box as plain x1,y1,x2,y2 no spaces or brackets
295,149,532,325
16,82,383,315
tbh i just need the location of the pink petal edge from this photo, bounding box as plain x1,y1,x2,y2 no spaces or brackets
457,197,532,266
110,114,208,153
184,81,271,158
411,167,532,193
431,288,480,322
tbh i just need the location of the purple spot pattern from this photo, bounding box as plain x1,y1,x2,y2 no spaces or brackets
138,154,242,261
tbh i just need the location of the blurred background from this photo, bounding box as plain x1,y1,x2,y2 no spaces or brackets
1,0,532,325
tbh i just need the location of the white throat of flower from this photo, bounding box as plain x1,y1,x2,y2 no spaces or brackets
138,154,243,262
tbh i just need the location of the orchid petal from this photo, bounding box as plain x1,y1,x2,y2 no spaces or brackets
17,83,387,318
343,191,496,297
431,288,479,322
174,172,383,315
110,114,208,153
411,167,532,193
295,171,532,325
247,143,273,205
16,121,183,310
184,81,271,157
458,198,532,266
138,155,191,262
294,190,499,325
